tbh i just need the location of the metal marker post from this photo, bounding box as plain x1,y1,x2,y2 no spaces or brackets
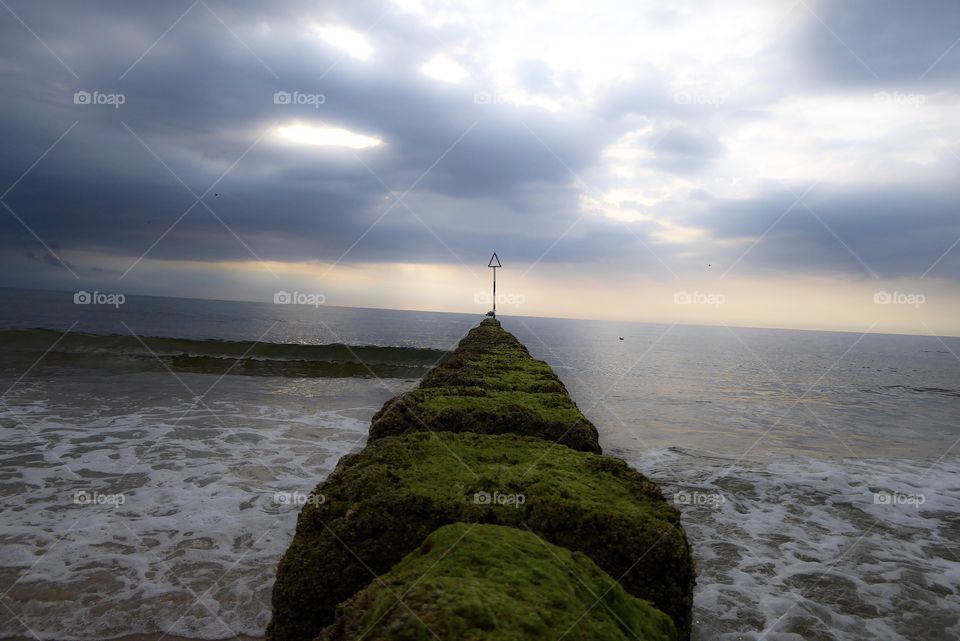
488,252,501,317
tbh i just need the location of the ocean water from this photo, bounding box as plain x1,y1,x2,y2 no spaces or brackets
0,287,957,640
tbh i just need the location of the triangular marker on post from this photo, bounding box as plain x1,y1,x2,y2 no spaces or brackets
487,252,501,318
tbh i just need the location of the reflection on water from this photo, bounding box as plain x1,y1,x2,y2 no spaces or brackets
501,317,959,461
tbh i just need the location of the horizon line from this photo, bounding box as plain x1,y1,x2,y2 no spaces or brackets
3,284,958,340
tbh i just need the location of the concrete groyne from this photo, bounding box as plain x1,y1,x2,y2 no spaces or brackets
267,319,695,641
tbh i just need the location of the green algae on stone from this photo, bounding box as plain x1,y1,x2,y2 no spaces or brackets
266,432,694,641
316,522,677,641
368,319,601,453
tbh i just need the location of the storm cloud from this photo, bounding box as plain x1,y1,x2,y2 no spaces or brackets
0,0,958,296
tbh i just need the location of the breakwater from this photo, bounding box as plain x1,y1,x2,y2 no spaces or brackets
267,318,695,640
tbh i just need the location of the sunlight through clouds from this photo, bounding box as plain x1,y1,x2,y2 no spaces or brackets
312,24,373,60
2,0,959,335
276,124,382,148
419,54,470,83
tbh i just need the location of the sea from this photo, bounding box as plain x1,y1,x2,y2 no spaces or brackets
0,287,957,641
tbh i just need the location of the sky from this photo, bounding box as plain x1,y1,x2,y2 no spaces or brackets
1,0,959,336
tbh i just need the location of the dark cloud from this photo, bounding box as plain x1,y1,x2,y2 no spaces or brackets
794,0,960,86
0,0,618,271
687,182,960,279
0,0,957,297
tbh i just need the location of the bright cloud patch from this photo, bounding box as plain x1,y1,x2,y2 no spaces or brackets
419,54,469,83
313,24,373,60
276,124,382,149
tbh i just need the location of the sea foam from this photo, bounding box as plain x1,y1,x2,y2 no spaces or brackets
0,372,411,640
627,447,960,640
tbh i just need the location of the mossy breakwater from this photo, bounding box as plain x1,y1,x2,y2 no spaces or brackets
268,319,695,641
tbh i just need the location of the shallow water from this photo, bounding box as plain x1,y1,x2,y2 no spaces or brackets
626,447,960,640
0,372,411,640
1,288,958,640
